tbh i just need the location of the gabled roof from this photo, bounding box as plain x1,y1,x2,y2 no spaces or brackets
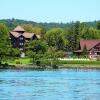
10,31,21,38
10,25,41,39
13,25,25,32
80,39,100,50
23,32,34,38
10,32,35,38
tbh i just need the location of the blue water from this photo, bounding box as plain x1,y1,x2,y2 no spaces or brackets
0,69,100,100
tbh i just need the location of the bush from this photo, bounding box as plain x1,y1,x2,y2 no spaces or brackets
52,64,58,69
36,60,41,66
16,61,20,64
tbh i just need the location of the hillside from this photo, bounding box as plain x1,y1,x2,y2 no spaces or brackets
0,19,99,30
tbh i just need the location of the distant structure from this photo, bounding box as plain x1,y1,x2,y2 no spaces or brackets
10,25,40,57
75,39,100,59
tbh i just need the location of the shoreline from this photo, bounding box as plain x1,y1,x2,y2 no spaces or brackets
0,64,100,70
59,65,100,70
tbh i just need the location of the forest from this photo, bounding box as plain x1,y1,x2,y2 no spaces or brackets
0,19,100,64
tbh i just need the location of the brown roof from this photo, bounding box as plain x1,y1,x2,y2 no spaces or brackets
10,31,21,38
23,32,34,38
10,25,41,39
80,39,100,50
10,31,35,38
13,25,25,32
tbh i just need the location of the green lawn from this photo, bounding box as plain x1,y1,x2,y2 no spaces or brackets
58,60,100,65
2,58,100,67
2,57,33,65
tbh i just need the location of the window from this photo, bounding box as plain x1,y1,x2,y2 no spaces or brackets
20,37,23,40
20,43,23,46
95,52,97,55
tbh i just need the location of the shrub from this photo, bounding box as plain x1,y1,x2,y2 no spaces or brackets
16,61,20,64
36,60,41,66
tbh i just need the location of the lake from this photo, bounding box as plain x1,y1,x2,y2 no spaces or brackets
0,69,100,100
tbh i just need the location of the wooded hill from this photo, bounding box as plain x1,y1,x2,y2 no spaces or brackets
0,19,99,30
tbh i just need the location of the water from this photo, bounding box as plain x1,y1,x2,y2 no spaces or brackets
0,69,100,100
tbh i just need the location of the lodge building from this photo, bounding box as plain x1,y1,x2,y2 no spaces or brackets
10,25,40,56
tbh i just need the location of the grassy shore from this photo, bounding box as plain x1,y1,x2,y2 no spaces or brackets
2,58,33,65
58,60,100,66
1,58,100,69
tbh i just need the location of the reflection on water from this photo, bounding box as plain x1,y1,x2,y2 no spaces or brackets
0,69,100,100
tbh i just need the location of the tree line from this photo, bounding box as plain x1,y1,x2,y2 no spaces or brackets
0,19,100,64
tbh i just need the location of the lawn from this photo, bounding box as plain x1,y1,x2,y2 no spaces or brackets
2,57,33,65
2,57,100,67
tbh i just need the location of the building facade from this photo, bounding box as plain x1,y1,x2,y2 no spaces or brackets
75,39,100,59
10,26,40,56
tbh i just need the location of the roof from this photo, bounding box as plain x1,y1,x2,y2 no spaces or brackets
10,31,34,38
80,39,100,50
10,25,41,39
10,31,21,38
13,25,25,32
23,32,34,38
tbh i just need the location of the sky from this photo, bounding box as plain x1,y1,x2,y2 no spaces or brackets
0,0,100,23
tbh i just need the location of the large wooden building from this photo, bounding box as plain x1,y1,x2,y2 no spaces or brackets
10,25,40,56
75,39,100,59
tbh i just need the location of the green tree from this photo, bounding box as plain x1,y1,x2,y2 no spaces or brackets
80,27,100,39
22,24,46,38
21,24,33,32
46,47,64,67
73,21,80,50
25,40,48,54
26,50,36,63
96,21,100,30
47,46,57,66
67,21,80,52
0,23,10,62
10,48,20,57
82,44,88,55
45,28,67,50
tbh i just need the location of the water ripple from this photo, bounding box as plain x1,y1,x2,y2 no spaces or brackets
0,69,100,100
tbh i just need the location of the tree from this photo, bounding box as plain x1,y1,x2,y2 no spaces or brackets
22,24,46,38
21,24,33,32
25,40,48,54
0,23,10,62
0,23,21,63
80,27,100,39
67,21,80,52
96,21,100,30
10,48,20,57
47,46,57,66
45,28,68,50
56,51,64,58
73,21,80,50
0,23,9,48
46,47,64,67
82,44,88,55
26,50,36,63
